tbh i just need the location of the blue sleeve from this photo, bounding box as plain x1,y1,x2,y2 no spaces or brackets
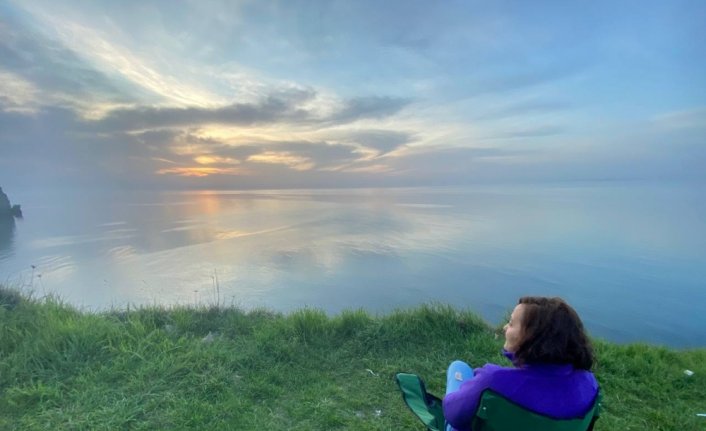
442,365,497,430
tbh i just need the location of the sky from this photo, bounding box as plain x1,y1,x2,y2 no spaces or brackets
1,0,704,190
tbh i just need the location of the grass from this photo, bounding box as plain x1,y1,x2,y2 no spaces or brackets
1,286,705,430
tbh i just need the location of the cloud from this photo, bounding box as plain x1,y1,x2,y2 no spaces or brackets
329,96,411,123
651,107,706,131
81,92,411,132
473,99,571,122
84,90,315,132
93,126,376,180
0,11,139,111
0,107,77,150
156,166,245,177
3,102,704,192
151,137,366,174
1,1,703,191
340,130,413,154
478,126,565,141
266,142,363,167
3,1,222,108
247,151,314,171
0,70,39,112
436,58,590,102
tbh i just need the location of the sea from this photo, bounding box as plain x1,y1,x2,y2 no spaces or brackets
1,183,704,348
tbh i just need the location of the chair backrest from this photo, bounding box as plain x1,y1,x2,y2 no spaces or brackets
395,373,445,431
472,390,601,431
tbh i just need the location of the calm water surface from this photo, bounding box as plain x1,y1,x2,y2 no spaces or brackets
1,184,704,347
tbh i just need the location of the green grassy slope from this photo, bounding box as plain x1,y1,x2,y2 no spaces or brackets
1,287,704,430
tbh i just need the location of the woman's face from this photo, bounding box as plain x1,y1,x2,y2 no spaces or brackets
503,304,526,353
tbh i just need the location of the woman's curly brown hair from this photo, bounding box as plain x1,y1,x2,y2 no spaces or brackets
513,296,594,370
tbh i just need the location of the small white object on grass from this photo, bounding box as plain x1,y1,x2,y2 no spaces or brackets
366,369,378,376
696,413,706,417
684,369,694,377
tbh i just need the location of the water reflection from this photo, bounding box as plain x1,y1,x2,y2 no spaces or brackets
0,216,16,259
0,185,704,347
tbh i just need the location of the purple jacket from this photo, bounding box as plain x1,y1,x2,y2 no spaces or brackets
443,354,599,431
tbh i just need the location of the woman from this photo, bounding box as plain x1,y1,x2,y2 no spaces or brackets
443,296,599,431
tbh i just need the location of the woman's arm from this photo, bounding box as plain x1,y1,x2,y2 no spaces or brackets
442,365,498,430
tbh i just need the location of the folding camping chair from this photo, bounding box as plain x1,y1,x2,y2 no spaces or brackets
395,373,601,431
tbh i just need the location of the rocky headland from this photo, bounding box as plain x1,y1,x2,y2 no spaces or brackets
0,187,22,218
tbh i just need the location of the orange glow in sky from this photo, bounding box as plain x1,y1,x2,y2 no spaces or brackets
156,167,243,177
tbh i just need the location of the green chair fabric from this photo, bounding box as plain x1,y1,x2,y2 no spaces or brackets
395,373,446,431
472,390,601,431
395,372,601,431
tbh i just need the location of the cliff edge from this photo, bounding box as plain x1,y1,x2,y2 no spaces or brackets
0,187,22,218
